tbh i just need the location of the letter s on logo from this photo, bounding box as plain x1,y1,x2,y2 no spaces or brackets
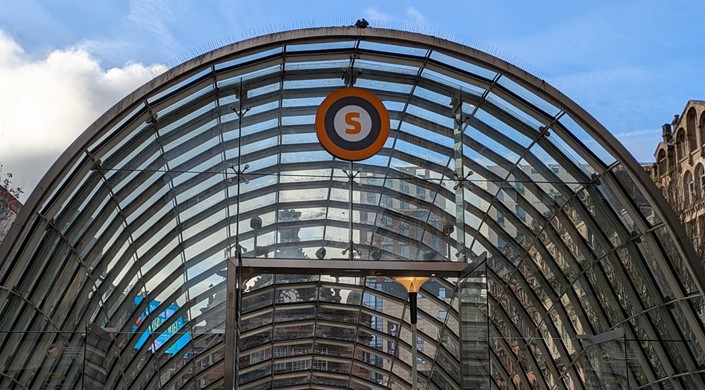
345,111,361,134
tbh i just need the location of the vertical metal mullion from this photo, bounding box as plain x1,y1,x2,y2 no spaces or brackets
225,78,248,390
486,262,491,390
452,89,467,263
224,257,237,389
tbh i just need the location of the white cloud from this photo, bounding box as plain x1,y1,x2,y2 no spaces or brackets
406,7,427,26
0,30,167,196
614,128,662,162
0,32,24,68
364,7,391,23
364,6,428,26
128,0,177,52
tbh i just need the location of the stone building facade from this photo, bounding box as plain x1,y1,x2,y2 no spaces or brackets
647,100,705,260
0,185,21,244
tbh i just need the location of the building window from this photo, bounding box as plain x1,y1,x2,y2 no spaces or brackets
438,287,447,299
382,196,393,208
416,339,425,363
400,222,410,235
438,310,448,321
290,346,308,370
273,362,286,372
687,108,697,153
292,359,307,370
431,235,441,251
370,315,384,332
200,355,214,368
250,350,265,364
363,291,383,311
312,358,327,370
515,205,526,221
400,244,410,258
400,180,410,194
677,129,687,160
313,346,328,370
697,164,705,200
657,149,668,177
383,216,393,228
685,172,695,205
382,243,393,254
498,237,507,251
273,346,286,372
416,186,426,200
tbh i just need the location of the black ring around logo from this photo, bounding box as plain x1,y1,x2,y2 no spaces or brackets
315,87,390,161
324,96,381,151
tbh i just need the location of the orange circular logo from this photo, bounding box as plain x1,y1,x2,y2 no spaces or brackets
315,87,390,161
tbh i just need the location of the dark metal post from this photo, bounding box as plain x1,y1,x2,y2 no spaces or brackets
224,258,238,389
624,331,629,390
409,291,419,390
393,276,428,390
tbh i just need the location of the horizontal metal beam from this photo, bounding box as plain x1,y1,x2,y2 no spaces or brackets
229,258,473,278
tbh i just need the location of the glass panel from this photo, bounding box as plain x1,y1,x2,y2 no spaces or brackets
611,163,663,227
487,92,544,130
497,76,561,118
286,40,356,52
458,266,489,389
556,112,616,166
474,107,536,149
214,47,282,71
577,335,629,388
359,40,428,57
421,67,485,96
429,51,497,81
653,226,698,295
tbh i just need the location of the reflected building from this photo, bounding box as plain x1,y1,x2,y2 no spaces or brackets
360,167,451,262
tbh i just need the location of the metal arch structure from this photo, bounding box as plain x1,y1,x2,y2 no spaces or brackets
1,26,704,389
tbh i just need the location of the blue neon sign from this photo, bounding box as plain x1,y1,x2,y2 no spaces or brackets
133,297,190,355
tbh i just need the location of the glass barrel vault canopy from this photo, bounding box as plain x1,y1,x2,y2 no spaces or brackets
1,27,704,389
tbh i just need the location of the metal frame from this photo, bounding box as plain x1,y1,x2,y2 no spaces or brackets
224,258,470,390
0,27,703,389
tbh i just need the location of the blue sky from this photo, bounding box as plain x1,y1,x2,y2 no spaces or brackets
0,0,703,195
